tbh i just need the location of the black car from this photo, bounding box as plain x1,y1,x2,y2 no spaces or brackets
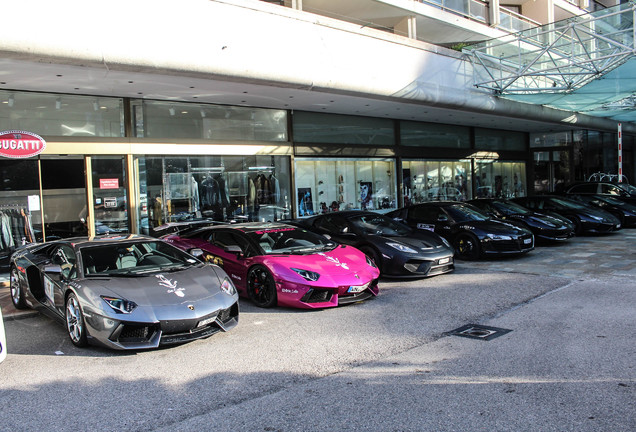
291,211,454,278
564,181,636,205
567,194,636,228
387,202,534,260
468,198,574,242
511,195,622,235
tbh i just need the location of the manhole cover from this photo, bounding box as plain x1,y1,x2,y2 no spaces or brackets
450,324,512,341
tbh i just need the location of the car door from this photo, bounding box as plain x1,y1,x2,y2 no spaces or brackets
46,244,78,316
206,229,254,291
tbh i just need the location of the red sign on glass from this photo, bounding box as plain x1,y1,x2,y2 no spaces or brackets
0,130,46,158
99,178,119,189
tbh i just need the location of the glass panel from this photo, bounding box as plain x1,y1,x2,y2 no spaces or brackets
294,158,397,216
530,131,573,148
91,156,129,234
143,155,292,232
137,100,287,141
475,161,527,198
0,159,40,269
293,111,394,145
400,121,470,148
402,160,472,204
475,128,526,151
41,157,88,239
0,90,123,137
533,151,551,193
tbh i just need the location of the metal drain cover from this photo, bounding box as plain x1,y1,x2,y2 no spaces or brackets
450,324,512,341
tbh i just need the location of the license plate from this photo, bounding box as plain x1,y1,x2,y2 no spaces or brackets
348,282,370,293
438,257,451,264
523,238,532,244
197,315,218,328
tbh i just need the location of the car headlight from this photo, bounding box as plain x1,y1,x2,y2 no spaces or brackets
387,242,418,253
220,277,237,296
291,268,320,282
366,255,378,268
101,296,137,314
486,233,513,241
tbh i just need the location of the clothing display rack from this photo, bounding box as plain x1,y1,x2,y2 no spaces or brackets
0,203,36,270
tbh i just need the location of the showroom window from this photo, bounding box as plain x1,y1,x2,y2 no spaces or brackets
140,155,291,233
474,160,526,198
401,160,472,204
475,128,526,151
0,90,124,137
294,158,396,216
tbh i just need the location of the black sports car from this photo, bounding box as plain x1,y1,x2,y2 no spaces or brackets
511,195,622,235
467,198,574,242
387,202,534,260
564,181,636,205
567,194,636,228
9,235,239,350
291,211,454,278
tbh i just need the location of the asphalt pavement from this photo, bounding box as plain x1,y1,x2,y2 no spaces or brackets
0,230,634,432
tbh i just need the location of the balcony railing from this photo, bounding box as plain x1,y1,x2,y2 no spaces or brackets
420,0,488,24
498,7,541,33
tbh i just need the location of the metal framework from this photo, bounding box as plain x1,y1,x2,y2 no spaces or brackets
464,3,636,95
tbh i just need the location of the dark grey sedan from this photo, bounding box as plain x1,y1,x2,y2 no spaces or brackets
9,235,239,350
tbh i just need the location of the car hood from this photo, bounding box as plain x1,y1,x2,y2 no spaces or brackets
262,245,378,278
377,233,446,249
458,219,530,235
82,265,225,307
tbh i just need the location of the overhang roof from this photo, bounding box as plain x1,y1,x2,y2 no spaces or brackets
464,3,636,125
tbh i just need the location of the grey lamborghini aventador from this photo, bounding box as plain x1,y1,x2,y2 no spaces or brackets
9,234,239,350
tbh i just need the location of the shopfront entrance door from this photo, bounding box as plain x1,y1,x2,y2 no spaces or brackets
91,156,129,235
40,157,87,239
532,150,572,194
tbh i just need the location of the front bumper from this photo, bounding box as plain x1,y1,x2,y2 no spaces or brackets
276,278,380,309
480,234,534,255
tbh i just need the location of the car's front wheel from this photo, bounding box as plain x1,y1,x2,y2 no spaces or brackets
246,265,277,308
454,233,480,260
9,266,27,309
65,293,88,347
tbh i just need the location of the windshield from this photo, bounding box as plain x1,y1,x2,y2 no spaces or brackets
549,197,587,210
246,227,337,254
445,205,490,222
492,200,531,215
81,240,199,276
348,214,412,236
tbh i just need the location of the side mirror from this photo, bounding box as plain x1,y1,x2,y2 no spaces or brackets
224,245,244,257
189,248,205,258
322,234,331,240
44,264,62,274
437,215,448,222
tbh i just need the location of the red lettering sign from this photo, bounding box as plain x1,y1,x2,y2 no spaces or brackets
100,178,119,189
0,130,46,158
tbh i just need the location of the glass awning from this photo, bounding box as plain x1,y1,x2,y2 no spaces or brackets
464,3,636,123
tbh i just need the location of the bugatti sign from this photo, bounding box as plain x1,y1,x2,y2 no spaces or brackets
0,130,46,158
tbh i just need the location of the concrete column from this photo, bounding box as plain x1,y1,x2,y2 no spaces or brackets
394,15,417,39
291,0,302,10
489,0,501,28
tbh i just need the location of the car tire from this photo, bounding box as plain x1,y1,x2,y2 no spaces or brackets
454,233,480,260
9,266,27,309
246,265,277,308
65,293,88,347
359,246,383,273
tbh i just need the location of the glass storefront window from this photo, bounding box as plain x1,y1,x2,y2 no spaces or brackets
530,131,574,148
475,161,526,198
292,112,394,145
294,158,396,216
91,156,129,234
0,159,40,268
0,90,124,137
400,121,470,148
476,128,526,151
141,155,291,232
135,100,287,141
402,160,471,204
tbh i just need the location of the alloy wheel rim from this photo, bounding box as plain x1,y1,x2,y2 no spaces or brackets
10,269,20,305
66,297,82,343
